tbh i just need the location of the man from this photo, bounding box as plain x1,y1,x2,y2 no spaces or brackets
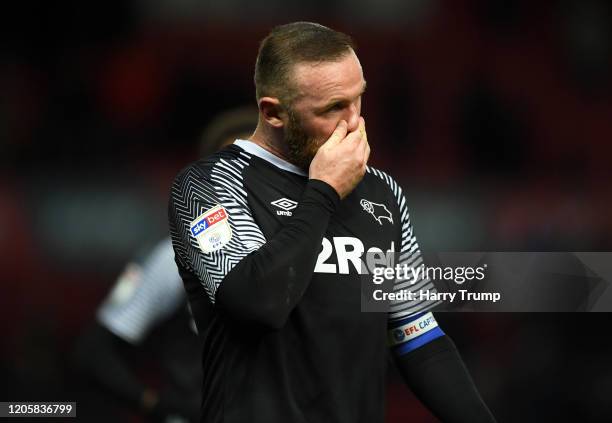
169,22,495,423
74,239,201,422
73,107,257,422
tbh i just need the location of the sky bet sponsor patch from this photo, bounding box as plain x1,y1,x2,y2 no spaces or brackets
190,205,232,253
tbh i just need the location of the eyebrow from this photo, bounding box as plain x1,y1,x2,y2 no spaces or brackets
321,80,367,109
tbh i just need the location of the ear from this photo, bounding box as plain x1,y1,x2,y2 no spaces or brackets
258,97,286,128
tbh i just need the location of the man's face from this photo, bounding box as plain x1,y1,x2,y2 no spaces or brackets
283,50,366,170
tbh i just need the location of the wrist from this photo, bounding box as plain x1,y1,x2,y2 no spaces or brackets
304,179,341,212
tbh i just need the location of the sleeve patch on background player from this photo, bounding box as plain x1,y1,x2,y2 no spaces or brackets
106,263,142,305
190,205,232,253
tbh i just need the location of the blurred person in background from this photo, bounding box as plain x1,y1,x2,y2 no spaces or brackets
169,22,495,423
72,107,258,423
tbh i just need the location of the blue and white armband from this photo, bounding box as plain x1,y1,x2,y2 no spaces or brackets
388,311,445,355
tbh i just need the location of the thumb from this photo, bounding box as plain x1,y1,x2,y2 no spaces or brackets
326,120,348,146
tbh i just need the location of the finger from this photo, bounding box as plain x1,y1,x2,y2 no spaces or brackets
343,128,363,147
359,125,369,155
358,134,369,169
326,120,348,146
358,117,367,139
364,138,371,165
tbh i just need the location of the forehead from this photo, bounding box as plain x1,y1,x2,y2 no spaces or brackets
290,50,365,105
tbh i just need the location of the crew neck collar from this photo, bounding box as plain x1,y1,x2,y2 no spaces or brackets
234,139,307,176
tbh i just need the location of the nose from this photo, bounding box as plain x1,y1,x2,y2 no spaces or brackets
345,103,360,132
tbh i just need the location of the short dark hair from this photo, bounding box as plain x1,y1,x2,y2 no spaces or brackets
199,106,258,157
254,22,355,104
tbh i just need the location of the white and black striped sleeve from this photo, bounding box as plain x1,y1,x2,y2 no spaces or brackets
367,168,440,321
97,238,186,344
168,156,267,305
169,157,340,329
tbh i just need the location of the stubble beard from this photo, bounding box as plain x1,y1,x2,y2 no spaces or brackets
284,107,320,171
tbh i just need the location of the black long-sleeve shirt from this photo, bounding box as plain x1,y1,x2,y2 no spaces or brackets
168,140,444,423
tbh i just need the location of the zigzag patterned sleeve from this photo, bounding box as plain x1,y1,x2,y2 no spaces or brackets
169,161,340,329
169,163,266,304
366,168,441,322
97,238,186,344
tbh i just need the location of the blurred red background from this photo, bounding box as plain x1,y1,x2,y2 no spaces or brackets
2,0,612,421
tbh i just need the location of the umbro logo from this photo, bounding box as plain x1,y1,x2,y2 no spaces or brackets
360,199,393,225
271,198,297,216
